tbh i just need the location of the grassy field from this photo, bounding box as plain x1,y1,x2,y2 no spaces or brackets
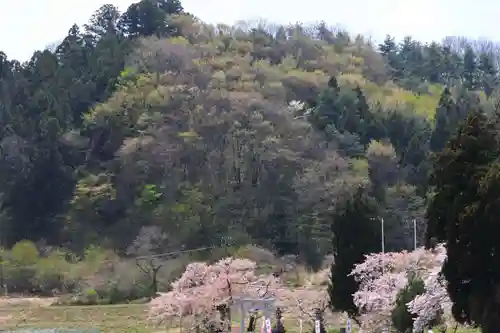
0,302,319,333
0,297,339,333
0,298,481,333
1,302,153,333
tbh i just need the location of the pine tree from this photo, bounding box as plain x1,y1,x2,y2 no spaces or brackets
328,187,381,318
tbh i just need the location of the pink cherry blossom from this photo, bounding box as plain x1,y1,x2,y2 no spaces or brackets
148,257,280,324
350,244,450,332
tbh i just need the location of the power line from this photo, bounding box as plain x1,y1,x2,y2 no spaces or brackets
135,246,217,260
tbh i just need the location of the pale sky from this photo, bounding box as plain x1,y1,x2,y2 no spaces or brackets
1,0,500,61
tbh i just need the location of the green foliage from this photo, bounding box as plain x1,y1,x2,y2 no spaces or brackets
427,109,500,332
2,0,500,302
391,275,425,333
11,240,39,265
84,288,100,304
328,188,381,317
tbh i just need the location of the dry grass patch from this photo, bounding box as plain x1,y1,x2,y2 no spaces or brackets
0,302,153,333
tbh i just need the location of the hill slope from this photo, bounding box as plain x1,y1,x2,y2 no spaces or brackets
0,0,499,270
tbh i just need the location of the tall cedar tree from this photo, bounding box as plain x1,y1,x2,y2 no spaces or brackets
311,76,341,131
478,52,498,97
328,187,381,318
462,46,477,90
427,109,500,333
353,85,375,145
430,87,456,152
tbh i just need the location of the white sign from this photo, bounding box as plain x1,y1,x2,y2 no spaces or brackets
381,328,388,333
265,318,272,333
346,318,352,333
241,299,274,312
315,320,321,333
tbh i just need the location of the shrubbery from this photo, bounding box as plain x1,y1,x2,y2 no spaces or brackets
391,273,443,333
391,275,425,333
0,240,185,304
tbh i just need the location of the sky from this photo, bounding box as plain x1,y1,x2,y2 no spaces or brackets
1,0,500,61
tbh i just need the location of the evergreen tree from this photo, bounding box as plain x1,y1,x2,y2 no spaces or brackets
478,52,498,97
378,35,397,56
328,187,381,318
311,76,341,131
462,45,477,90
401,130,431,194
353,85,374,145
424,42,444,83
398,36,421,79
427,109,500,333
118,0,182,38
441,44,462,85
157,0,184,36
391,274,425,333
430,87,456,152
378,35,400,78
454,87,479,120
468,159,500,332
84,4,122,41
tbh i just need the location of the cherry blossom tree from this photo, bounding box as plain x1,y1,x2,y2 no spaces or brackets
148,257,280,328
275,277,332,331
350,244,450,332
406,264,450,333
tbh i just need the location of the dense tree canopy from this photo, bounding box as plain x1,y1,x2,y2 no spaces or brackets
2,0,500,274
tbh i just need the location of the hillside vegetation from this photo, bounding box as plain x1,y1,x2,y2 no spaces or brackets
1,0,500,300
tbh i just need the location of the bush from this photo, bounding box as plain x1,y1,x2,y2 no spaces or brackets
391,274,425,333
3,265,38,293
1,241,182,305
234,245,278,266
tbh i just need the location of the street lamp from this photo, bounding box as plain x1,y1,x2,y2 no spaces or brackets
379,217,385,276
369,216,385,254
370,217,385,275
381,217,385,254
412,219,417,250
370,217,385,253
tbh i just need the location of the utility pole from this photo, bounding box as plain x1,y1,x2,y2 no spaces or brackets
413,219,417,250
381,217,385,275
381,217,385,254
370,216,385,274
370,216,385,254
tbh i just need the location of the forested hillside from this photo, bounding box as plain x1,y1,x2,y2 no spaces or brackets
1,0,500,269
